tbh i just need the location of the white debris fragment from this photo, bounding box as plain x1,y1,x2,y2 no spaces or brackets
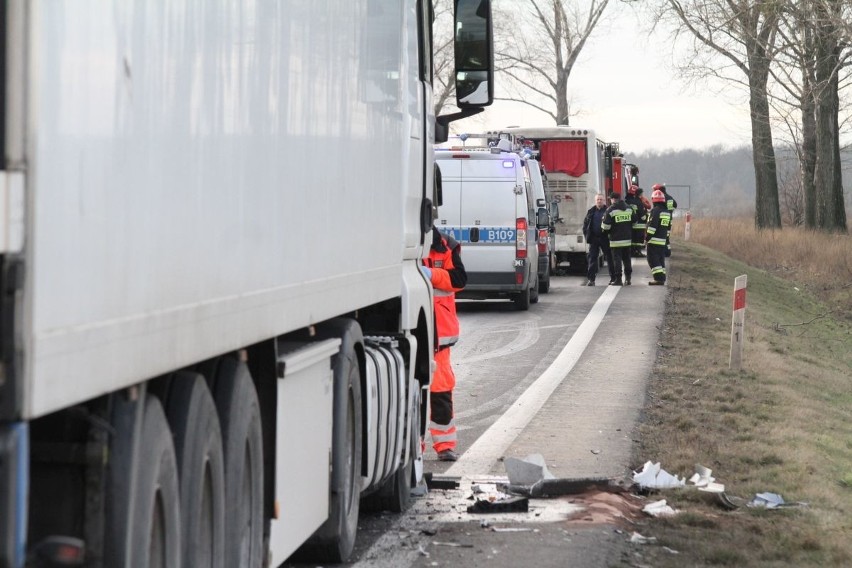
629,532,658,544
748,492,785,508
642,499,678,517
632,461,686,489
689,464,725,493
504,454,555,486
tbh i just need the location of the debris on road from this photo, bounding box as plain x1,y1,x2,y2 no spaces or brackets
632,461,686,489
747,492,808,509
642,499,678,517
425,473,461,490
491,527,536,533
689,464,725,493
432,541,474,548
629,532,657,545
505,454,555,486
467,495,530,514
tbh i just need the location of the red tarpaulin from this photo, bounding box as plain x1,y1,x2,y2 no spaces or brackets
540,140,588,177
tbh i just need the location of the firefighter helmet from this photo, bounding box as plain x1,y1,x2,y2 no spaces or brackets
628,184,639,195
652,183,666,192
651,189,666,203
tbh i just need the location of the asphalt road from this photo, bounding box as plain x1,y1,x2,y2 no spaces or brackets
291,261,668,568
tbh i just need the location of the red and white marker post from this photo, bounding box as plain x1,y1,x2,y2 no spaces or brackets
729,275,747,369
684,211,692,240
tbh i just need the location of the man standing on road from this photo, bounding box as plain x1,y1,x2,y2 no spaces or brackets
582,193,611,286
601,192,636,286
422,227,467,461
625,185,647,258
645,189,672,285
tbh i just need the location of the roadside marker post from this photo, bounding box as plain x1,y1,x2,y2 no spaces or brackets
684,211,692,240
729,275,747,369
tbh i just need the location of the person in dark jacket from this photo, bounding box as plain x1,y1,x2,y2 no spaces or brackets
601,192,636,286
625,185,647,257
421,227,467,461
582,193,611,286
652,183,677,257
645,189,672,285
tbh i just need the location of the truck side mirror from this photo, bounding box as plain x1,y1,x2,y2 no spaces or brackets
536,208,549,229
454,0,493,108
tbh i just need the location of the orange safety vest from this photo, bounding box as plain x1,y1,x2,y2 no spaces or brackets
424,234,461,349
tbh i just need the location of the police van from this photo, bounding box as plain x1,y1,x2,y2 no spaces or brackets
435,141,541,310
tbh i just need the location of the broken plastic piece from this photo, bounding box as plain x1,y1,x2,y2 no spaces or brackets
748,492,786,508
632,461,685,489
642,499,678,517
505,454,555,486
424,473,461,490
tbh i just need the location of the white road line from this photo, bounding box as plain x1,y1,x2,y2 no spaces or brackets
445,286,620,478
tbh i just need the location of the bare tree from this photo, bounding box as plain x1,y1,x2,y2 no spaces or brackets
493,0,611,125
773,0,850,232
656,0,783,229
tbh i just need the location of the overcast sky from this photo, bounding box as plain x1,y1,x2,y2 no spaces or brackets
451,4,755,154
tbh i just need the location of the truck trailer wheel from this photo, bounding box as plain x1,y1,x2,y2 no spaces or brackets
212,359,264,568
106,396,181,568
301,319,363,563
161,373,226,568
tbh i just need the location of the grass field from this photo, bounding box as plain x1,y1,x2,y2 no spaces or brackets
630,219,852,567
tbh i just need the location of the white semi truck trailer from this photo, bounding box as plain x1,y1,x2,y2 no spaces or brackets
0,1,494,566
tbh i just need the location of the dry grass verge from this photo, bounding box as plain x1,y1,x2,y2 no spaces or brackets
631,226,852,567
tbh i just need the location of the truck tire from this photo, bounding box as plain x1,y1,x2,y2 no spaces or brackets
106,396,181,568
530,276,540,304
301,319,363,563
161,373,225,568
212,359,264,568
513,287,531,311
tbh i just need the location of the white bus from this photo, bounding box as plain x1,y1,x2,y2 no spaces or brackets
502,126,611,272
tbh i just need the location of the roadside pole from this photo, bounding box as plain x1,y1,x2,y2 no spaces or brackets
684,211,692,240
729,275,747,369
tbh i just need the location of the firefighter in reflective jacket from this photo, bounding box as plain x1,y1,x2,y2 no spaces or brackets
625,185,647,257
421,227,467,461
652,183,677,257
601,192,636,286
645,189,672,285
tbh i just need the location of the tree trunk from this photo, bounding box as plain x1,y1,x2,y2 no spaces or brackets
749,64,781,229
812,2,847,233
799,24,817,228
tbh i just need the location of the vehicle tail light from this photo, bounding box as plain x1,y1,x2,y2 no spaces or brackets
516,218,527,259
537,228,547,254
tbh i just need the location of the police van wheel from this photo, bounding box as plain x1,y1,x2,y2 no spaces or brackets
539,265,551,293
513,287,531,311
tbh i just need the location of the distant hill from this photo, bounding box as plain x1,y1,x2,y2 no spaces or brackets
624,146,852,220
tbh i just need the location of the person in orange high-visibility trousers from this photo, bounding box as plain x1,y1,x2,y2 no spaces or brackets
421,226,467,461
